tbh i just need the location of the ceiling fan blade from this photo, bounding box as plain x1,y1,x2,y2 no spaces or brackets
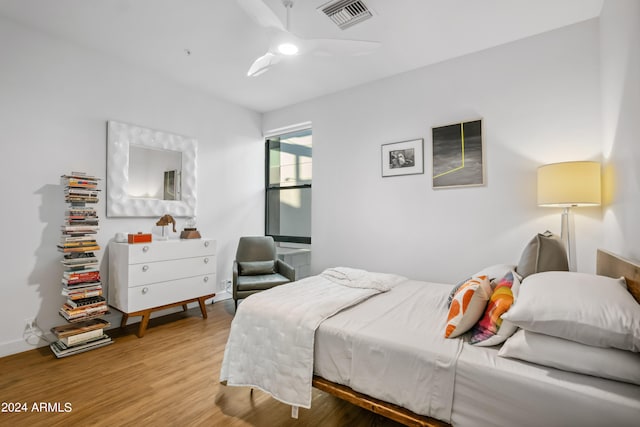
247,52,282,77
241,1,379,77
237,0,285,31
305,38,381,57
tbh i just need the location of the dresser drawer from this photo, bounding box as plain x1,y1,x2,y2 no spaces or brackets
126,239,215,264
126,274,216,312
126,256,215,287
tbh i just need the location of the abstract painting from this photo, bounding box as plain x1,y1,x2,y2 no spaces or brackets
432,119,484,188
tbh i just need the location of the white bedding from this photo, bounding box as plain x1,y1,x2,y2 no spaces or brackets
315,279,464,423
314,280,640,427
219,268,406,409
453,344,640,427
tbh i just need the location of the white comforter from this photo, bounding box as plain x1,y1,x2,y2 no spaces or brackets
315,279,464,422
219,268,406,408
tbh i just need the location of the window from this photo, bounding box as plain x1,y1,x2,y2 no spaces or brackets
265,128,312,244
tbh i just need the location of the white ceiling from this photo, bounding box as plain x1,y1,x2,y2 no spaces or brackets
0,0,603,112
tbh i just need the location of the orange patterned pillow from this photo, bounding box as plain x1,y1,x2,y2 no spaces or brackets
469,271,520,346
445,275,492,338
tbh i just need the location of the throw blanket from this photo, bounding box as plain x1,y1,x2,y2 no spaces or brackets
219,268,406,409
320,267,405,291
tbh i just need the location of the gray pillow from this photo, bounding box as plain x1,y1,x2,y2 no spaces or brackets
239,260,275,276
516,231,568,278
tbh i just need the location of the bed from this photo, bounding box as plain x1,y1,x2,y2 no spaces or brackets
220,249,640,427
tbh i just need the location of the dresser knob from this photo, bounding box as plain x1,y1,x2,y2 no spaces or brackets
204,241,210,247
203,276,209,283
204,257,209,264
142,265,149,272
142,287,149,294
142,246,149,252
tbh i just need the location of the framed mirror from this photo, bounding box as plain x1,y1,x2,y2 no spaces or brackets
106,121,197,217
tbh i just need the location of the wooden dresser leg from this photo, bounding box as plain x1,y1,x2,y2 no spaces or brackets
198,296,208,319
120,314,129,328
137,311,151,338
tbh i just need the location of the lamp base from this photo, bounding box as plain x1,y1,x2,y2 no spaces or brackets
180,228,201,239
560,207,576,271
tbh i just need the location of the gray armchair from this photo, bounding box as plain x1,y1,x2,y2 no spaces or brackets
233,236,295,309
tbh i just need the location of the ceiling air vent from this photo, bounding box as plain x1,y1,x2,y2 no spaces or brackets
319,0,373,30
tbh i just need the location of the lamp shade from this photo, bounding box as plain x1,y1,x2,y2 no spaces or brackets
537,161,601,207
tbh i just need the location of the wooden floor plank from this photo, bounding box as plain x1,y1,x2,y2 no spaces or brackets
0,299,404,427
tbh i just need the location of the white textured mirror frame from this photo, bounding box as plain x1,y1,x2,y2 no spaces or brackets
107,120,197,217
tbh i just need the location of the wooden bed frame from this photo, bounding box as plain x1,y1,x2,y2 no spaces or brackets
312,376,449,427
311,249,640,427
596,249,640,303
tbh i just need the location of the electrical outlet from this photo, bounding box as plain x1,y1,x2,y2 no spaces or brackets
25,317,35,330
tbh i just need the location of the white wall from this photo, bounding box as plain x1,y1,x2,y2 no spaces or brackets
600,0,640,260
263,19,604,283
0,17,264,356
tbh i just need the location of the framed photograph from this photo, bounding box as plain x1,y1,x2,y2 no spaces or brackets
432,119,484,188
381,138,424,177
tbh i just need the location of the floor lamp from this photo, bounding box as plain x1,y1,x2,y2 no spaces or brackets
537,161,601,271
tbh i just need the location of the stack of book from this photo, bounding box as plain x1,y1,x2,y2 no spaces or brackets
59,194,100,253
51,172,112,358
50,318,112,358
64,175,100,204
59,289,108,321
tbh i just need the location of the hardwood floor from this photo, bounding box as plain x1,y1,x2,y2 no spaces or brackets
0,299,403,427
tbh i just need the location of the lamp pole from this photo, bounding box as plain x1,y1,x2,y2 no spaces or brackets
560,206,577,271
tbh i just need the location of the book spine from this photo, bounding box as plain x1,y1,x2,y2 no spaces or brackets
63,269,99,277
58,246,101,253
65,289,103,300
61,328,104,346
65,296,105,308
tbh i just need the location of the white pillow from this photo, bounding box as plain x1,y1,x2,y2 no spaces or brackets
501,271,640,352
499,329,640,385
474,264,517,282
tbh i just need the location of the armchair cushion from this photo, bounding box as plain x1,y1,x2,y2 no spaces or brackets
239,260,275,276
237,273,291,291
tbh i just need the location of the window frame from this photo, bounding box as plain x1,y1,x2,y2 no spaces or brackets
264,129,312,244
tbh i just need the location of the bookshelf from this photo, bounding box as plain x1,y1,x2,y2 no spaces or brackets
50,172,113,358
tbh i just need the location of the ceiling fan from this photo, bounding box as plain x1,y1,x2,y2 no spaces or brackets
238,0,380,77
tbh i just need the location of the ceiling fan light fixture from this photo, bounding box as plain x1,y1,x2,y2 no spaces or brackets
277,42,299,55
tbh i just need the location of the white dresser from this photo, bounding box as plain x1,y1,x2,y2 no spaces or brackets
108,238,216,336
